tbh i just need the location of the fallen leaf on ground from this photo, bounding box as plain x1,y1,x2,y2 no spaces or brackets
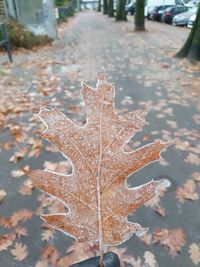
155,205,166,217
10,242,28,261
11,169,25,178
10,209,33,227
153,228,186,257
19,179,34,195
42,229,54,242
189,243,200,265
41,245,59,266
0,235,15,251
58,241,96,266
185,153,200,165
0,189,7,202
176,179,199,203
109,247,141,267
191,172,200,186
144,251,158,267
35,260,48,267
139,232,152,245
14,227,28,238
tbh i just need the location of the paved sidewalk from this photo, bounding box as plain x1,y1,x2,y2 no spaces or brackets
0,11,200,267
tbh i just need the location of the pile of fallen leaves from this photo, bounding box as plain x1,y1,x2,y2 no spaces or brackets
0,21,52,50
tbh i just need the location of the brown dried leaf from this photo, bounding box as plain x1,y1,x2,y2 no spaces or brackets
28,74,171,251
10,242,28,261
153,228,185,257
109,247,141,267
35,260,48,267
10,209,33,227
189,243,200,265
42,229,54,242
10,125,27,143
155,205,166,217
192,172,200,186
14,227,28,238
0,189,7,202
28,138,43,158
0,142,13,150
0,217,12,229
140,233,152,245
0,234,15,251
185,153,200,165
19,179,34,195
11,169,25,178
41,245,59,266
143,251,158,267
176,179,199,203
58,241,96,266
9,147,29,163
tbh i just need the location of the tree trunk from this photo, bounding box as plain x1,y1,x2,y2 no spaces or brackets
135,0,145,31
98,0,101,12
108,0,114,17
103,0,108,14
176,4,200,61
115,0,127,21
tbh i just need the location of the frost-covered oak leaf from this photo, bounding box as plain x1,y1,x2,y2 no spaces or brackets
28,73,171,253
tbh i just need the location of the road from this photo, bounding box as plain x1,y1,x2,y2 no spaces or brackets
0,11,200,267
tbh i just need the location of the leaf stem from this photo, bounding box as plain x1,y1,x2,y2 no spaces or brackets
97,175,103,267
97,96,105,267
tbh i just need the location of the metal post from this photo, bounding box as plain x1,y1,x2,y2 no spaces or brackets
2,23,13,62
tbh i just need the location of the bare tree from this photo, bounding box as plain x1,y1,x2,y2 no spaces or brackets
103,0,108,14
108,0,114,17
115,0,127,21
176,4,200,61
135,0,145,31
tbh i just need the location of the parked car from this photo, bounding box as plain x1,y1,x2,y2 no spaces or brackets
145,0,193,17
125,2,135,15
172,6,197,25
162,5,191,24
150,5,175,21
175,0,195,6
187,14,196,27
145,0,176,17
186,0,200,5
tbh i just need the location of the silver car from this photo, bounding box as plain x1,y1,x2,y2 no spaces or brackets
172,6,197,25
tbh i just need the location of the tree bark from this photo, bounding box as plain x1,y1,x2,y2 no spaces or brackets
108,0,114,17
115,0,127,21
98,0,101,12
103,0,108,14
176,4,200,61
135,0,145,31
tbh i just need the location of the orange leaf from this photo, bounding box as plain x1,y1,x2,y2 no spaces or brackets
28,74,171,260
0,234,15,251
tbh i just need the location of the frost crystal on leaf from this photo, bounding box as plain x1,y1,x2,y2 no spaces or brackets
28,73,171,252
